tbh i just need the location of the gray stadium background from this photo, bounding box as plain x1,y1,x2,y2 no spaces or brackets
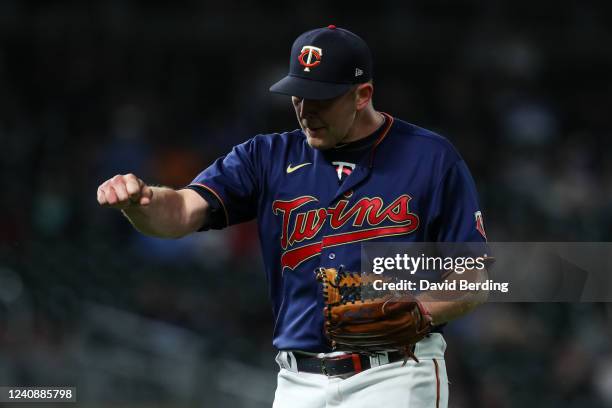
1,1,611,407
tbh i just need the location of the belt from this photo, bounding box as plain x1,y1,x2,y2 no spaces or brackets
294,351,407,377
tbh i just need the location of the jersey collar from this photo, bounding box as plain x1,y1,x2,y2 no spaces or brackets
368,112,394,168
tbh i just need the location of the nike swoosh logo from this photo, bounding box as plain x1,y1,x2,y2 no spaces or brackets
286,162,312,174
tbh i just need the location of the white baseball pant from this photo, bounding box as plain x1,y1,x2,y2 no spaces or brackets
272,333,448,408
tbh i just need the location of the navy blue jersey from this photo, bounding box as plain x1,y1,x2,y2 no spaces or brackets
187,113,486,352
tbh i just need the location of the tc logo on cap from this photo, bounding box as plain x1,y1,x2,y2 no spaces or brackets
298,45,323,72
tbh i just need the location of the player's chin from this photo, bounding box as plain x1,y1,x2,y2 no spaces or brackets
305,128,332,149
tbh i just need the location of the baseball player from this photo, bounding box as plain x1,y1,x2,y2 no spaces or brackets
97,25,488,408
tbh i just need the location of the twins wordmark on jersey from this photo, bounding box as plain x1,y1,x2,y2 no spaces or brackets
272,194,420,270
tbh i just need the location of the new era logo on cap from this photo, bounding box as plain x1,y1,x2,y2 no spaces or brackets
269,25,373,100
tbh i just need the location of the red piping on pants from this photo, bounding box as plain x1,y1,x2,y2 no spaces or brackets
433,358,440,408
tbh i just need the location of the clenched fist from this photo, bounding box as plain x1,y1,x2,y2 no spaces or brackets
97,173,153,209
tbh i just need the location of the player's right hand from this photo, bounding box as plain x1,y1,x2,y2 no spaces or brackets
97,173,153,209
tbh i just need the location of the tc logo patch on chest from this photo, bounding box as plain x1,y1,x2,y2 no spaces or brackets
332,161,355,180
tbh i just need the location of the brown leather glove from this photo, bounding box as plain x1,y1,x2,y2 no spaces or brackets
316,266,433,362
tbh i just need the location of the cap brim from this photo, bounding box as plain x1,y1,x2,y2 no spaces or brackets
269,75,353,100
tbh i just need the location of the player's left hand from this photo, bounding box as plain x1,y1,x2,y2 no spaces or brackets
316,267,433,362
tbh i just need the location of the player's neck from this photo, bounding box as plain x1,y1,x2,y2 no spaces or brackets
341,107,385,144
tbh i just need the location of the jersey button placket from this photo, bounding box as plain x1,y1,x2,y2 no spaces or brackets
320,193,347,267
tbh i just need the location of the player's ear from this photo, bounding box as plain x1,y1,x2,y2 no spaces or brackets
354,82,373,111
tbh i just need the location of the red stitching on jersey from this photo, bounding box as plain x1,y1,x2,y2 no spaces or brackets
189,183,230,227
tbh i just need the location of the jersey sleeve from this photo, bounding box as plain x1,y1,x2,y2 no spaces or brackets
185,138,261,230
425,159,491,279
427,159,487,243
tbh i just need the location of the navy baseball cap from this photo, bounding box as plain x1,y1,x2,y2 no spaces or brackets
269,25,372,100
